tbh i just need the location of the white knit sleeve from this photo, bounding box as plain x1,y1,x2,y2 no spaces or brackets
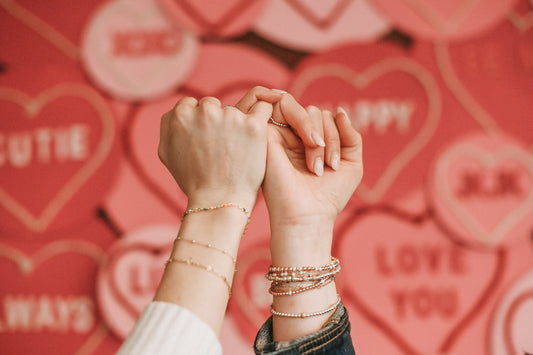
117,301,223,355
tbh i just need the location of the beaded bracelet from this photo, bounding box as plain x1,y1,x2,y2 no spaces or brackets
266,265,341,282
269,277,335,296
269,116,290,128
268,257,339,273
182,203,251,236
166,257,232,296
174,236,237,265
270,295,341,318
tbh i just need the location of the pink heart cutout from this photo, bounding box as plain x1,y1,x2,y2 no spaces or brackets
0,84,115,232
334,207,504,354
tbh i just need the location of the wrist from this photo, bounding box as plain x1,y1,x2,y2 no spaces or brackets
269,215,334,267
187,188,258,213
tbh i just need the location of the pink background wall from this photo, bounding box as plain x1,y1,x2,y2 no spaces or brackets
1,0,533,354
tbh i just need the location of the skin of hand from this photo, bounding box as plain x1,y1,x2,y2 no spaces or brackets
154,94,274,335
263,104,363,233
237,91,362,341
158,95,273,211
235,87,327,176
264,106,362,341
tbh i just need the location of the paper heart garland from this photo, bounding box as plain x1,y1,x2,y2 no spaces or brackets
0,83,116,234
97,224,177,339
81,0,199,101
0,239,108,354
427,133,533,248
490,268,533,355
290,43,441,204
334,207,504,354
159,0,266,37
371,0,518,40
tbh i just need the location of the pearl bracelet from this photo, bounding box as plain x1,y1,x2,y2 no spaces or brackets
270,296,341,318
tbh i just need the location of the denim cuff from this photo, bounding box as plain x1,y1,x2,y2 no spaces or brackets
254,302,355,355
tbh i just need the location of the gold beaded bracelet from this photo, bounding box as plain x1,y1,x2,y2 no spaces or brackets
270,295,341,318
269,277,335,296
268,257,340,273
174,236,237,265
166,257,232,296
182,203,251,236
266,265,341,282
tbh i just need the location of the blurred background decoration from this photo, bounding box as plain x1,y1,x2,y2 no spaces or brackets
1,0,532,354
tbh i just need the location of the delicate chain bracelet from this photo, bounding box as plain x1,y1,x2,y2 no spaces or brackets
166,257,232,296
182,203,251,236
270,295,341,318
174,236,237,265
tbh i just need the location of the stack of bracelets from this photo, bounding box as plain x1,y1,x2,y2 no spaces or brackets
265,257,341,318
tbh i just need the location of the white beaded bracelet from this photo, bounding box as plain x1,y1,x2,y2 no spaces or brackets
269,295,341,318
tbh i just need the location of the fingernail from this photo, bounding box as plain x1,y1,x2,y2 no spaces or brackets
272,89,287,94
312,131,326,147
314,157,324,177
337,106,349,118
331,152,340,171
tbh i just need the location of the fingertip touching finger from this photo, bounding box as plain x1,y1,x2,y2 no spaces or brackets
304,105,326,177
322,110,341,171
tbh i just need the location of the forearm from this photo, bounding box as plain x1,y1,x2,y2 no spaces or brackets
154,205,249,335
269,217,339,342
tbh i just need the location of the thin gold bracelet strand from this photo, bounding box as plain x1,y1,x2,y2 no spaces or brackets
174,236,237,264
166,257,232,297
270,296,341,318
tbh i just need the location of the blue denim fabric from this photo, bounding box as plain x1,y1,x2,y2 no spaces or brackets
254,303,355,355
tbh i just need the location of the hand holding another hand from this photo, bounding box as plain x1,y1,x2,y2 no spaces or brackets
158,95,273,211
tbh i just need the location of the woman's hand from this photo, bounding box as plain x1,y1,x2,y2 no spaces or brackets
235,87,327,176
158,96,273,211
264,105,362,227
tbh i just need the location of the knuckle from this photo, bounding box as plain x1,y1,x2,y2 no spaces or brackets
306,105,320,115
251,85,266,93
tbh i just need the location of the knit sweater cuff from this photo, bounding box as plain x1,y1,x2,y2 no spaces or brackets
117,301,223,355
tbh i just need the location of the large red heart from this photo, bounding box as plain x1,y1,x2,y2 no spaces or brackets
290,51,441,204
428,133,533,248
334,207,504,354
434,1,533,145
0,84,116,233
285,0,354,29
0,239,108,354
